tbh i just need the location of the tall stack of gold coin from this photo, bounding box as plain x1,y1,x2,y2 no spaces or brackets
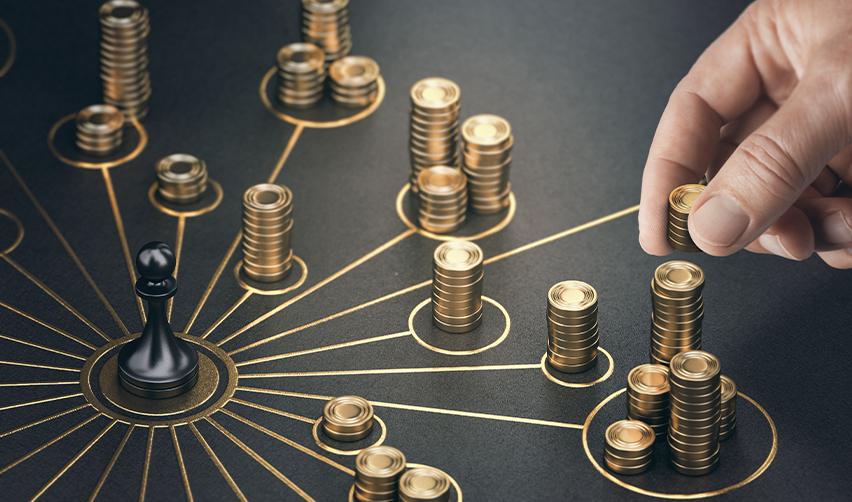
417,166,468,234
604,419,655,475
99,0,151,119
276,43,326,109
461,114,513,214
650,260,704,365
626,364,670,439
75,104,125,156
155,154,208,204
431,241,484,334
354,446,406,502
546,280,599,373
301,0,351,65
668,184,705,252
241,184,294,282
322,396,374,441
329,55,380,107
668,350,721,476
409,78,461,191
398,466,451,502
720,375,737,440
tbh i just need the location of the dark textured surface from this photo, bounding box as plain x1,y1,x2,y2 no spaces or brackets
0,0,850,500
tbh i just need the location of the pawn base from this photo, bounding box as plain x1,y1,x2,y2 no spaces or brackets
118,366,199,400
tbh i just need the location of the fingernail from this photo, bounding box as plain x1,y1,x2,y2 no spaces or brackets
820,211,852,247
691,194,750,247
757,234,797,260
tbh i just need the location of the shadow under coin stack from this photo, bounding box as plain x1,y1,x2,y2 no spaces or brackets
409,78,461,191
398,466,451,502
301,0,351,65
155,154,208,204
75,104,125,156
720,375,737,440
322,395,374,441
99,0,151,119
461,114,513,214
546,280,599,373
626,363,670,439
668,184,705,252
417,166,468,234
604,419,655,475
650,260,704,365
354,446,407,502
241,184,295,282
276,43,326,109
668,350,722,476
329,55,380,108
431,240,484,334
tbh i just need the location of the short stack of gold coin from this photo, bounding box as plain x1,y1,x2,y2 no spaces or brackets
668,350,721,476
409,78,461,191
301,0,351,64
155,154,208,204
322,396,374,441
75,104,125,156
461,114,513,214
354,446,406,502
626,364,670,439
431,241,484,334
276,43,326,109
329,55,380,108
417,166,468,234
546,280,599,373
720,375,737,440
650,260,704,365
604,419,655,475
241,184,294,282
398,466,451,502
668,184,705,252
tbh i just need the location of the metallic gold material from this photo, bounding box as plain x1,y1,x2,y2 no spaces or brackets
75,104,125,156
353,445,406,502
0,19,16,78
668,350,721,475
312,415,387,456
233,255,308,296
99,0,151,119
322,396,375,442
650,261,705,365
409,297,510,356
461,114,513,214
0,208,24,256
301,0,351,64
604,419,655,475
398,465,451,502
720,375,737,440
330,56,380,108
276,43,326,109
241,183,295,282
431,240,484,333
626,363,670,439
49,112,148,170
148,179,223,218
546,280,599,373
155,153,209,204
667,184,705,252
539,348,614,388
408,78,461,190
417,166,468,234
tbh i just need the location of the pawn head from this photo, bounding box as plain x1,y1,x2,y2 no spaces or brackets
136,241,175,282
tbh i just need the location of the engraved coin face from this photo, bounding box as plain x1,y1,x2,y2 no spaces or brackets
669,184,705,214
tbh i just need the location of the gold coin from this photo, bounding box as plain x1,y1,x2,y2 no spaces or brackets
355,445,406,480
721,374,737,403
548,280,597,314
653,260,704,295
668,184,705,215
77,104,125,133
433,240,483,273
605,419,655,452
627,364,670,396
324,395,373,428
398,466,451,500
329,55,379,87
276,43,325,73
669,350,720,383
410,77,461,111
417,166,466,197
461,114,511,147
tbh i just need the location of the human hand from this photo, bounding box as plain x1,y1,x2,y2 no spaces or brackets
638,0,852,268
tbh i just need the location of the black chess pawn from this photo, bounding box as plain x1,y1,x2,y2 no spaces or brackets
118,241,199,399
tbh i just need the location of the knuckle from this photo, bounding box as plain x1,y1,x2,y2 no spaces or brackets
737,133,807,200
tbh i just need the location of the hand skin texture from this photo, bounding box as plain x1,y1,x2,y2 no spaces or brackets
638,0,852,268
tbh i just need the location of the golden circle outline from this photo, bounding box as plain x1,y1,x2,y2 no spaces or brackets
0,209,24,256
539,349,614,389
347,462,463,502
259,67,385,129
395,184,516,242
581,388,778,499
407,296,510,356
232,256,308,296
80,334,238,427
0,18,16,78
147,180,224,219
312,415,386,456
48,112,148,170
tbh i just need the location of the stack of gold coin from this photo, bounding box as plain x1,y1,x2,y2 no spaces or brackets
241,184,294,282
650,260,704,365
329,56,380,108
398,466,451,502
720,375,737,440
99,0,151,119
276,43,326,109
431,240,484,334
668,184,705,252
354,446,406,502
301,0,351,65
75,104,125,156
626,364,670,439
668,350,721,476
604,419,655,475
546,280,599,373
322,396,374,442
155,154,208,204
417,166,468,234
461,114,513,214
409,78,461,191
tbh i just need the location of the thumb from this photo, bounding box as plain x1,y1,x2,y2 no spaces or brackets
689,71,851,256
